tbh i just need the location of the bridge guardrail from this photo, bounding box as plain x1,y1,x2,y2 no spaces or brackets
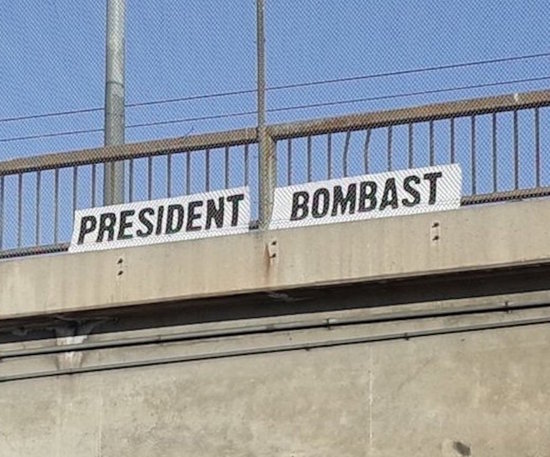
1,90,550,258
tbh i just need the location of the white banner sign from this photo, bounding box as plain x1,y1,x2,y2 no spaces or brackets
70,187,250,253
269,164,461,230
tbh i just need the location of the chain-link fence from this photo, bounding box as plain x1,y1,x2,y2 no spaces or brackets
1,90,550,258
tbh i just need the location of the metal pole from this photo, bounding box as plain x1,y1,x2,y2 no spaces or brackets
257,0,275,229
104,0,125,205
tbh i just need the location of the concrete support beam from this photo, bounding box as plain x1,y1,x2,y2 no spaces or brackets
2,311,550,456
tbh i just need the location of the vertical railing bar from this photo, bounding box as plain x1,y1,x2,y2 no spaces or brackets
429,120,435,166
205,149,210,192
186,152,191,195
257,143,261,216
72,166,78,214
225,146,230,189
471,116,476,195
167,154,173,197
307,136,312,182
35,171,41,246
125,160,130,203
147,156,153,200
91,164,97,207
17,173,23,248
363,129,371,174
408,124,413,168
128,159,134,203
287,139,292,185
450,118,456,163
0,176,3,250
535,108,541,187
514,109,519,190
492,113,497,192
54,168,59,244
244,144,250,187
327,134,332,179
343,131,351,177
71,167,78,244
387,126,393,171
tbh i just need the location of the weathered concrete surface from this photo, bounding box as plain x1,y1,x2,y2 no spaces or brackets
1,313,550,457
2,198,550,319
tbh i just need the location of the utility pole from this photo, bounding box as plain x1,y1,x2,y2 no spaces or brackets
257,0,275,229
104,0,125,205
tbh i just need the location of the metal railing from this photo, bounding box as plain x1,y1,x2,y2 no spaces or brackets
271,91,550,199
0,129,259,258
1,90,550,259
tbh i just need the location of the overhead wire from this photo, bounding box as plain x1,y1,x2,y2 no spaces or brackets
1,74,549,144
0,50,549,124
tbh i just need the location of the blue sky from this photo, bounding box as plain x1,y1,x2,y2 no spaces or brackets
0,1,549,249
0,0,548,159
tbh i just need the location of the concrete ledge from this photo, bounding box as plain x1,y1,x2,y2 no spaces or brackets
1,198,550,320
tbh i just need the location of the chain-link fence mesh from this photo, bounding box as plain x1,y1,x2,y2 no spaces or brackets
274,102,550,196
2,91,550,257
1,2,550,257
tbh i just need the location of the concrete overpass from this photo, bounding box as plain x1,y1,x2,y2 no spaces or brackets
2,91,550,456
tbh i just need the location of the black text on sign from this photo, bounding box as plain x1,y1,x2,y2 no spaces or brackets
69,187,250,253
269,165,461,230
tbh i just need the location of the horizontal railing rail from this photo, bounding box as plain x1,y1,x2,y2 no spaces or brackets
268,90,550,140
0,128,259,176
1,89,550,259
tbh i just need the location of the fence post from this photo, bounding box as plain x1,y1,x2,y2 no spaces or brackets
256,0,275,230
259,133,276,230
104,0,126,205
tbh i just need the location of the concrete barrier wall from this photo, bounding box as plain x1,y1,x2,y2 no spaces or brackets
2,198,550,320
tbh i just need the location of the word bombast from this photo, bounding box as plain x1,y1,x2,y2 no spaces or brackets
290,171,443,221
